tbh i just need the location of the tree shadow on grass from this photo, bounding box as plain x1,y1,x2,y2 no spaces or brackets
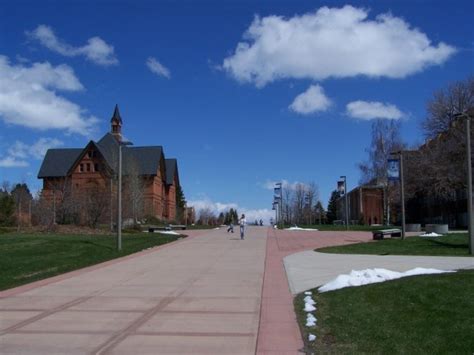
427,239,469,249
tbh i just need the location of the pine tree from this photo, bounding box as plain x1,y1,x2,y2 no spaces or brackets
326,190,340,224
175,185,186,223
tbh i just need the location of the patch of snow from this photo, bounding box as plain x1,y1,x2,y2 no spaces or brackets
306,313,317,327
419,232,442,237
304,302,316,312
304,296,316,305
319,268,454,293
214,227,220,230
304,291,312,295
308,333,316,341
159,231,181,235
285,226,319,231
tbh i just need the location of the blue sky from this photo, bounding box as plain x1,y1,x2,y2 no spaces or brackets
0,0,473,221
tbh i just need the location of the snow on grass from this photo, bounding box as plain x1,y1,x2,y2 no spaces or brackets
318,268,454,293
308,333,316,341
419,232,442,237
304,291,312,295
306,313,317,327
285,226,319,231
159,231,182,235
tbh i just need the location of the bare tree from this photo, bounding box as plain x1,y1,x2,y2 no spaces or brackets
358,119,404,224
423,76,474,138
198,207,215,225
123,159,144,225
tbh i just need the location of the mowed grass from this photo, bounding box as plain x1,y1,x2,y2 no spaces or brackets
317,233,472,257
294,270,474,354
0,232,182,291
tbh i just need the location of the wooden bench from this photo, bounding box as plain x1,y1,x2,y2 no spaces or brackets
372,229,402,240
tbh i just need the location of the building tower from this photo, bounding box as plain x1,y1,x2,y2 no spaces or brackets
111,104,123,141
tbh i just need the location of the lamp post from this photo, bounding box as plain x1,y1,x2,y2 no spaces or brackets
390,151,406,240
454,112,474,255
340,176,349,230
117,140,133,251
275,182,283,229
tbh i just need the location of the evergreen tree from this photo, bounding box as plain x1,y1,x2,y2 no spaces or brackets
0,190,15,226
175,185,186,223
326,190,340,224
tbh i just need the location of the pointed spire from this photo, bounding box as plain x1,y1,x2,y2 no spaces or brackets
111,104,122,124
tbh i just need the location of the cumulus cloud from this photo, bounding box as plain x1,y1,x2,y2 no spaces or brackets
187,198,274,223
0,55,98,135
346,100,404,120
223,5,456,87
26,25,118,66
146,57,171,78
0,138,63,168
289,85,332,114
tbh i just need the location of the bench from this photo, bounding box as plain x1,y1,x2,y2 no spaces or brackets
372,229,402,240
169,224,187,230
148,225,172,233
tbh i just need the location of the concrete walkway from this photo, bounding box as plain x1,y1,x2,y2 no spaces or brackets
0,227,267,354
285,250,474,294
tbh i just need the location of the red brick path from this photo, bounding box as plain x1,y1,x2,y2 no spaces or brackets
256,228,372,354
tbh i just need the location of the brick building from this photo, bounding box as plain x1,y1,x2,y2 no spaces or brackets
38,105,182,224
337,184,384,225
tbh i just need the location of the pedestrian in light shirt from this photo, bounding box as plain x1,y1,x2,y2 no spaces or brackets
239,214,246,240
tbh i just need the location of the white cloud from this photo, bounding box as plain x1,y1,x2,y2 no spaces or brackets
346,100,404,120
26,25,118,66
0,137,63,168
146,57,171,79
223,5,456,87
0,55,98,135
289,85,332,114
187,198,274,223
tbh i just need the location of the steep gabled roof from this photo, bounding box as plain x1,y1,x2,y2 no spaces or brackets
124,146,164,176
38,132,167,179
38,149,83,178
165,158,179,185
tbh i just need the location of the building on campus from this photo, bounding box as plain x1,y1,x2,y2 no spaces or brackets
37,105,182,224
337,184,384,225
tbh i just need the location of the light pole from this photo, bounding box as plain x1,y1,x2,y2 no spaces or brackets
454,112,474,255
340,176,349,230
390,151,406,240
117,140,133,251
275,182,283,229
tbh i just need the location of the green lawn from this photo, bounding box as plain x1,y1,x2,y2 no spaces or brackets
0,232,182,291
317,233,473,257
294,270,474,354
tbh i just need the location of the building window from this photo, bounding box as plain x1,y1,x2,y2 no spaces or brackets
94,163,99,172
80,164,84,172
86,163,91,172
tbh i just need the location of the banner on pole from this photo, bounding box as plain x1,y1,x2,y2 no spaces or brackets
337,181,345,194
387,159,400,181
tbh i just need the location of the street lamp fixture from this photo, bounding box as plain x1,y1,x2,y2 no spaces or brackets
339,176,349,230
117,140,133,251
390,150,406,240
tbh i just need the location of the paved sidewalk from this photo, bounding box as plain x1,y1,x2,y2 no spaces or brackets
0,227,266,355
285,250,474,294
256,229,372,354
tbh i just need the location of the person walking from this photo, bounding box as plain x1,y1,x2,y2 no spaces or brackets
227,222,234,233
239,214,246,240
